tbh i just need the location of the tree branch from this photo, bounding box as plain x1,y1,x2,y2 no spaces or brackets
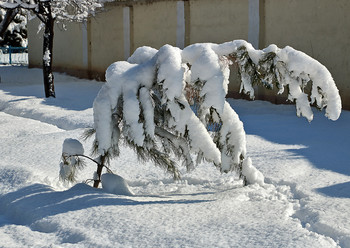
65,153,115,174
154,126,194,171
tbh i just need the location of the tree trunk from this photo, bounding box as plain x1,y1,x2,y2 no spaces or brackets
93,155,106,188
0,8,18,38
42,6,55,98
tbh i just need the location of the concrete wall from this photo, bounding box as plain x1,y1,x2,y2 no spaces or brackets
27,17,42,68
89,6,124,79
262,0,350,109
189,0,248,44
27,0,350,109
28,18,86,76
54,23,85,71
133,1,178,49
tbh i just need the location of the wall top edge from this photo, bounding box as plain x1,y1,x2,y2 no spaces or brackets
106,0,188,6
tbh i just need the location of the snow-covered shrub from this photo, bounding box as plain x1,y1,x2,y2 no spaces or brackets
63,40,341,188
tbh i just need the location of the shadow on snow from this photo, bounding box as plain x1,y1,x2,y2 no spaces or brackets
316,181,350,198
0,183,212,227
231,100,350,177
0,66,102,111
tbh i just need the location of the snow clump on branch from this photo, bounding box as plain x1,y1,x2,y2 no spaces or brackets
59,138,85,182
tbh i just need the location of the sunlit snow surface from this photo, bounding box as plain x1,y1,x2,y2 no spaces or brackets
0,66,349,247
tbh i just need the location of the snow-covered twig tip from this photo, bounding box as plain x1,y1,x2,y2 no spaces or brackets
228,41,341,121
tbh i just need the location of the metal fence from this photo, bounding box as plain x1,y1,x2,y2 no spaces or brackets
0,46,28,65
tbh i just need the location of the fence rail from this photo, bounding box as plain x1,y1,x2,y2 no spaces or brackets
0,46,28,65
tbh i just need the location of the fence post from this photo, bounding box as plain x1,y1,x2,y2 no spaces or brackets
9,46,12,64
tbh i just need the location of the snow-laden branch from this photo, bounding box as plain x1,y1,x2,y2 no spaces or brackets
211,40,342,121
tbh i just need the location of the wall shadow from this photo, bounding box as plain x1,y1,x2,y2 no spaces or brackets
231,99,350,177
316,181,350,198
0,66,102,111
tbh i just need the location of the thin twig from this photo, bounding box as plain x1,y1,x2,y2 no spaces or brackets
66,153,115,174
68,154,100,165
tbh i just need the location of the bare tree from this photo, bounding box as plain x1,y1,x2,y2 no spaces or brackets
0,0,109,98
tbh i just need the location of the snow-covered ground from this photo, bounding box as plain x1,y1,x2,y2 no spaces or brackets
0,65,349,247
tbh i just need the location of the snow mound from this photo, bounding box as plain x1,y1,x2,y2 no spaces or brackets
242,157,264,186
101,173,134,196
